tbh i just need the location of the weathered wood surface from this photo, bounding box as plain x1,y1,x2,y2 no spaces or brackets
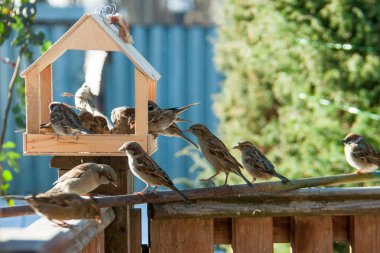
232,217,273,253
3,185,380,218
291,216,333,253
0,208,114,253
130,209,142,253
150,187,380,218
350,215,380,253
81,231,104,253
150,218,214,253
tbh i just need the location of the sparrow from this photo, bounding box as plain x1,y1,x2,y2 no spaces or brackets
8,193,101,227
186,124,252,187
49,102,93,135
107,13,134,44
62,50,108,114
110,106,135,134
342,133,380,173
79,111,111,134
47,163,118,195
118,142,189,202
233,141,290,183
156,123,198,148
128,101,199,135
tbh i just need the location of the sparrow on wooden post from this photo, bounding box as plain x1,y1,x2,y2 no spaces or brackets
342,133,380,173
49,102,93,135
186,124,252,187
7,193,101,227
47,163,118,195
233,141,290,183
118,142,189,202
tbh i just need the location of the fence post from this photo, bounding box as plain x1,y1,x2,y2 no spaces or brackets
291,216,333,253
232,217,273,253
350,215,380,253
51,156,134,253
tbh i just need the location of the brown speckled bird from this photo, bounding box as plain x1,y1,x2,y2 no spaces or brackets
79,111,111,134
47,163,118,195
233,141,290,183
186,124,252,187
49,102,93,135
110,106,135,134
8,193,101,227
155,122,198,148
119,142,189,202
342,133,380,173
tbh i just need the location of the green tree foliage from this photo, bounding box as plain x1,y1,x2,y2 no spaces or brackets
0,0,51,195
213,0,380,180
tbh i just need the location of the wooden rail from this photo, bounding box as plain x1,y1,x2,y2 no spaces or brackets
0,208,114,253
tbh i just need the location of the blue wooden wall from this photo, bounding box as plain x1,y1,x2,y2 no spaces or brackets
0,21,221,194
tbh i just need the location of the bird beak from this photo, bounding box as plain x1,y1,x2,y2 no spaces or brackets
118,146,125,152
232,145,239,150
95,216,102,223
341,139,346,144
185,128,191,133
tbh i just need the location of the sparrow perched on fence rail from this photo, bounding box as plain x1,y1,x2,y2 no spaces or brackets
342,133,380,173
6,193,101,227
49,102,93,135
186,124,252,187
47,163,118,195
233,141,290,183
119,141,189,202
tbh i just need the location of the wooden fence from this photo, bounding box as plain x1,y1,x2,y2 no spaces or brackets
2,186,380,252
148,187,380,253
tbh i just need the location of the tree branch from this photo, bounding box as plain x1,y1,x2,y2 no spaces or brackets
0,46,24,154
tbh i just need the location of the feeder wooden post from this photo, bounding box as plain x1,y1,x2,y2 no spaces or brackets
25,66,40,134
51,156,140,253
39,64,52,124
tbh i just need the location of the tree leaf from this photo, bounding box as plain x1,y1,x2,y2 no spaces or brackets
2,141,15,149
2,170,13,181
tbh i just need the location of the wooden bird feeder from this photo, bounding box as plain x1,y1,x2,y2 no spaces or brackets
20,13,160,156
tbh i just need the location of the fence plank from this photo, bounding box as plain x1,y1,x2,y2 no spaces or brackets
150,218,214,253
214,218,231,244
130,209,142,253
232,217,273,253
350,215,380,253
81,231,105,253
292,216,333,253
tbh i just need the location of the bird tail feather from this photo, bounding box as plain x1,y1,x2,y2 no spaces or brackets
274,172,290,183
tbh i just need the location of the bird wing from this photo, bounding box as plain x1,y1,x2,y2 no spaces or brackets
52,164,92,185
244,148,275,174
84,50,108,96
135,154,173,187
208,136,243,169
352,142,380,166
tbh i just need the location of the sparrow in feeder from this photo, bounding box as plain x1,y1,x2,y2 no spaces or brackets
47,163,118,195
186,124,252,187
233,141,290,183
49,102,94,135
118,142,189,203
342,133,380,173
130,101,199,134
155,123,198,148
7,193,101,227
79,111,111,134
110,106,135,134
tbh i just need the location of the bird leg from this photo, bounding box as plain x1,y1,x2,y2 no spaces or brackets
134,184,150,197
50,219,73,228
252,178,257,183
199,172,220,186
356,169,366,174
150,186,159,196
223,172,230,187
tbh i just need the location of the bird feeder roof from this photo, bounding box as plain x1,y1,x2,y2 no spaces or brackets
20,13,161,80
